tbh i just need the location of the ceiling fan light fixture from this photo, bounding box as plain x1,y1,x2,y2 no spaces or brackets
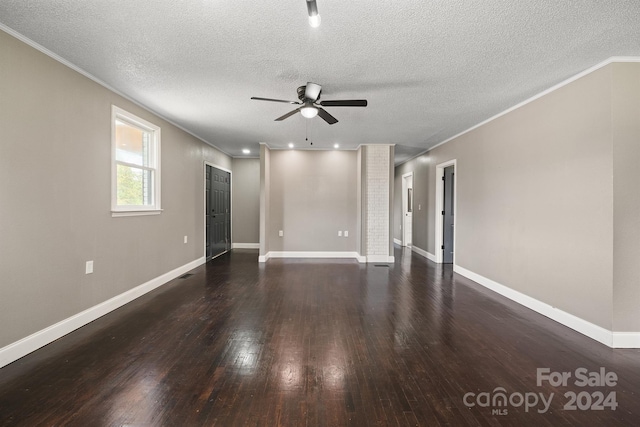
300,104,318,118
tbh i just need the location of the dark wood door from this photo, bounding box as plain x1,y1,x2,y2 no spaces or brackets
206,165,231,260
443,165,455,264
206,167,212,258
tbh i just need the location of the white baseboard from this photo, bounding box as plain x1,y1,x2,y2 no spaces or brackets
0,257,206,369
367,255,395,263
411,245,436,262
612,332,640,348
452,264,622,348
266,251,361,259
232,243,259,249
258,251,382,263
393,238,402,246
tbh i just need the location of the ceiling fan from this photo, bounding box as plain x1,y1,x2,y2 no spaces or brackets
251,82,367,125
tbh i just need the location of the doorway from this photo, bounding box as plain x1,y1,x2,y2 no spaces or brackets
442,166,454,263
402,172,413,247
435,160,456,264
205,164,231,260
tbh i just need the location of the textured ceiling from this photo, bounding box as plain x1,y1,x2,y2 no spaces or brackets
1,1,640,163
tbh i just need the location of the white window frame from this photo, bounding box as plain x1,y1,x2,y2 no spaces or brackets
111,105,162,217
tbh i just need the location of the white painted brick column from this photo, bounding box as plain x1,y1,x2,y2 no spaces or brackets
362,145,394,263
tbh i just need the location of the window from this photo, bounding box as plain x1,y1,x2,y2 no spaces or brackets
111,106,161,216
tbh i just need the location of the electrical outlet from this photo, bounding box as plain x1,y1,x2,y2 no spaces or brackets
418,204,421,210
344,230,349,237
279,230,284,237
85,260,94,275
184,235,188,244
338,230,342,237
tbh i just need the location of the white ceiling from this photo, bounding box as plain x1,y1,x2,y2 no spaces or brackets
1,1,640,163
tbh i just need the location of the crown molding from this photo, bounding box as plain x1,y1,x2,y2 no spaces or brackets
395,56,640,167
0,23,232,159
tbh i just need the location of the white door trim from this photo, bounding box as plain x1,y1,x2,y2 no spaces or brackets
435,160,456,264
401,172,413,247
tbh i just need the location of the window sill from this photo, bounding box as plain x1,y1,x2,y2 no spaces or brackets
112,209,163,218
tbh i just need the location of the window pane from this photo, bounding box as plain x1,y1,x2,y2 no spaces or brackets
115,119,152,167
116,164,154,206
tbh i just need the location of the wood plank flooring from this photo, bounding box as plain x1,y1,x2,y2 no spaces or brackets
1,247,639,426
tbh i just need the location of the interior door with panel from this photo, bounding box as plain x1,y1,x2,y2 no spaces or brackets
402,173,413,247
206,165,231,260
442,166,455,264
205,166,212,259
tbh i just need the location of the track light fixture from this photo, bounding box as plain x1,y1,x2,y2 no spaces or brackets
306,0,321,27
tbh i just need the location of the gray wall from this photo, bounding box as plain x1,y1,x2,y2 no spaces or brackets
396,64,617,330
356,147,363,254
0,30,231,348
388,145,395,256
259,144,271,256
267,150,358,252
231,158,260,244
612,63,640,332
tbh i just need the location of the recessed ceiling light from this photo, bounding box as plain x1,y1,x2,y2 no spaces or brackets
334,144,339,149
242,149,250,154
288,143,294,148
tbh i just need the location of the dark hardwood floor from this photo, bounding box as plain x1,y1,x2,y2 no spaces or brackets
1,247,639,426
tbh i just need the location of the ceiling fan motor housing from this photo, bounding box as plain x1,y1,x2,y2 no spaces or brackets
297,85,321,102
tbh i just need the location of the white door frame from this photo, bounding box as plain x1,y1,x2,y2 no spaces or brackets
434,159,456,264
204,161,232,259
401,172,413,247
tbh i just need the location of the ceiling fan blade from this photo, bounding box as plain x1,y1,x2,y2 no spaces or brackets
251,97,300,104
317,108,338,125
275,108,300,121
305,83,322,101
319,100,368,107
